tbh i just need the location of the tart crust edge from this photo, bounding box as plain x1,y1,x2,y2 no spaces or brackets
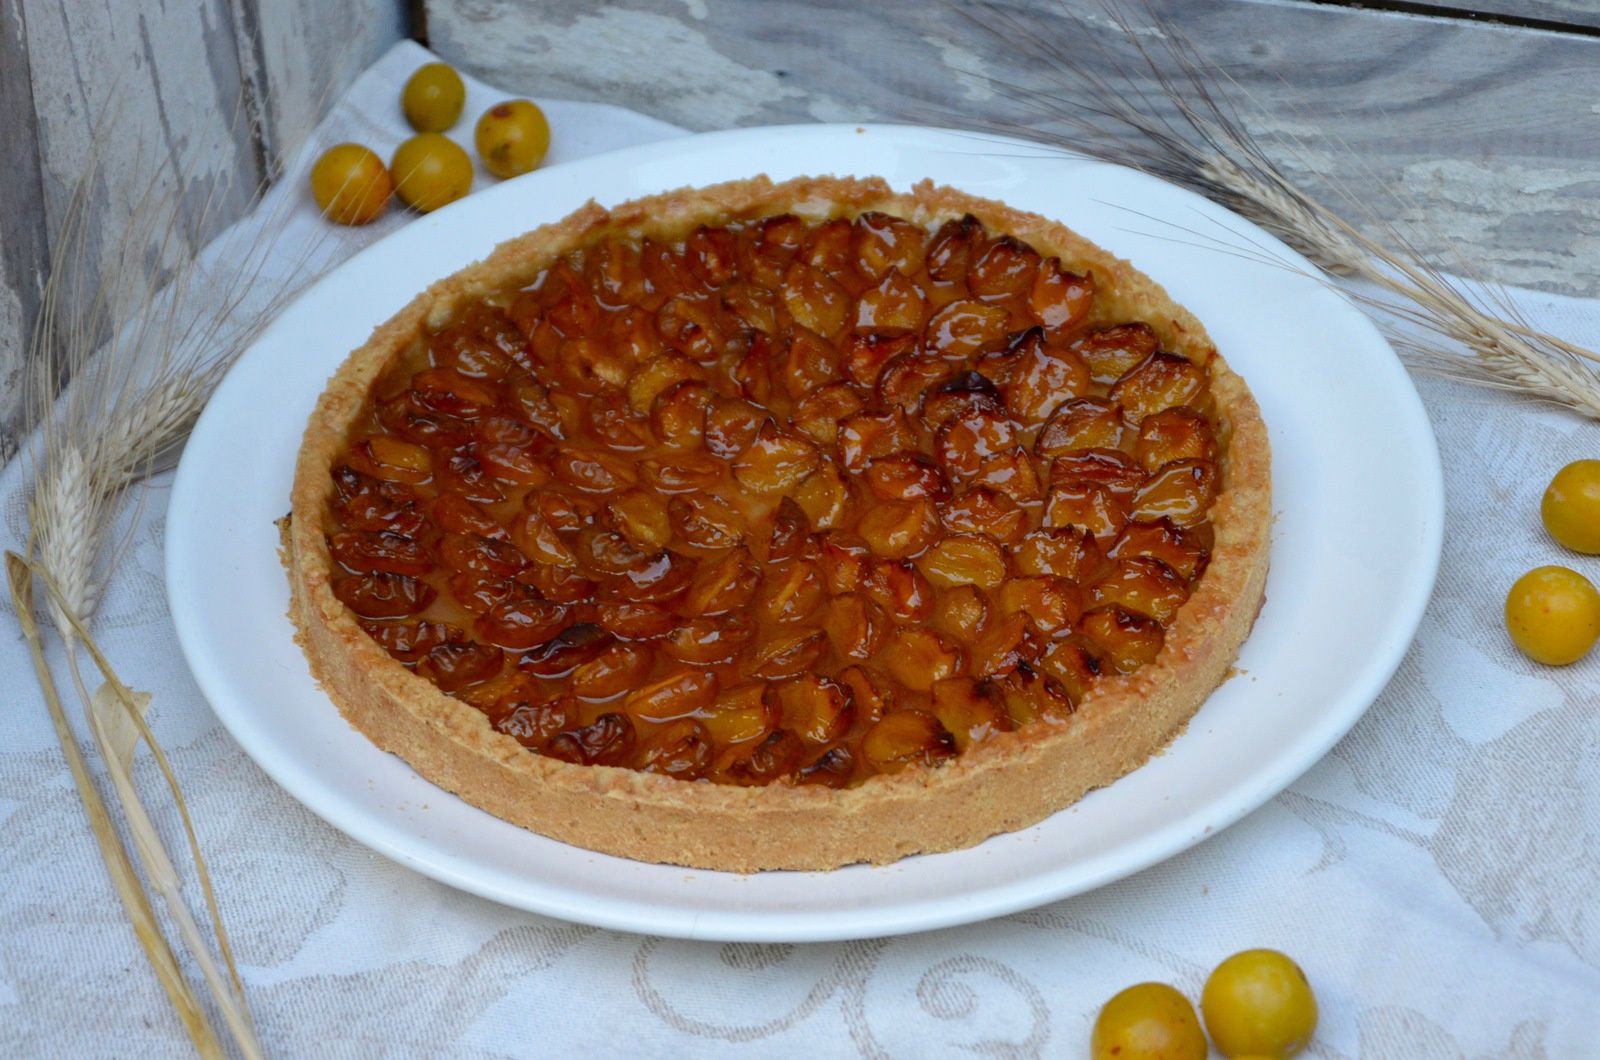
285,174,1271,872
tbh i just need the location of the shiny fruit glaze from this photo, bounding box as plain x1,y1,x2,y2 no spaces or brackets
323,209,1226,786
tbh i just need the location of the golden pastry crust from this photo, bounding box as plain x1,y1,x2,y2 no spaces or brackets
286,175,1270,872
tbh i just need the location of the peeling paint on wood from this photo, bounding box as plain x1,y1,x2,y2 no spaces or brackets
425,0,1600,302
0,0,403,464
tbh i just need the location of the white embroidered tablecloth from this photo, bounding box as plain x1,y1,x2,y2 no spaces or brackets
3,41,1597,1058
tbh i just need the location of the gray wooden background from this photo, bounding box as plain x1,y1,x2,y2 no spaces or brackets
2,0,1597,463
0,0,406,463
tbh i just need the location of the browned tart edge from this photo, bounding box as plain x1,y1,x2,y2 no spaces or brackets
285,174,1271,872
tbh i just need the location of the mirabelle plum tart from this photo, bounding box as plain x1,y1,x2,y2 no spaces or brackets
286,174,1270,872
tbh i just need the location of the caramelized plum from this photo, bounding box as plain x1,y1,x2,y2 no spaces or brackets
361,620,461,664
700,683,780,746
930,584,988,644
968,613,1033,678
822,594,887,659
732,421,820,493
1130,459,1217,527
865,451,949,503
935,405,1015,480
519,623,614,678
637,718,714,780
838,408,917,473
759,497,811,564
1049,449,1146,496
332,573,435,624
862,711,956,774
773,674,854,744
1001,328,1090,423
793,460,853,529
1036,636,1103,706
924,300,1011,360
925,214,984,283
1110,519,1210,581
1029,258,1094,334
417,641,504,692
608,489,672,551
663,612,757,665
792,383,868,445
797,746,856,788
990,663,1074,724
434,493,504,539
594,600,677,639
1036,397,1127,457
875,354,952,413
922,371,1005,429
475,598,571,650
329,531,433,577
754,558,826,624
650,380,715,448
1045,482,1130,542
669,493,746,550
627,354,704,414
1091,556,1190,624
853,211,926,281
625,669,718,722
837,665,896,723
712,728,804,786
493,694,574,749
783,260,850,336
842,332,917,388
967,235,1039,300
1110,352,1207,421
939,487,1027,545
546,713,636,767
1012,527,1110,581
880,628,963,691
857,498,940,559
855,269,926,335
1135,408,1218,472
1072,323,1159,383
570,641,654,700
930,677,1012,750
745,627,827,680
863,559,934,623
681,548,761,616
1079,605,1165,673
347,435,433,484
995,576,1084,636
918,534,1008,590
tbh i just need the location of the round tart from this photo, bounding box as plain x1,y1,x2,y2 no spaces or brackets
285,175,1270,872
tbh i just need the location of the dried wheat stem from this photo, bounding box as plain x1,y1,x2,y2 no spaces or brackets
20,551,263,1057
6,555,225,1059
81,675,264,1059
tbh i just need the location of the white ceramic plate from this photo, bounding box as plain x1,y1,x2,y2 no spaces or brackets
167,124,1442,942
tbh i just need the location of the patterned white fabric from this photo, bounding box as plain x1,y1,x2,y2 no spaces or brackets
3,41,1597,1057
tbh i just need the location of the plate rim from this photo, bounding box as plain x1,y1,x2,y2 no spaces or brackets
166,121,1444,942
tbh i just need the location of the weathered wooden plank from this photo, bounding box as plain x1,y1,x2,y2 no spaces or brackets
0,1,50,462
241,0,410,162
424,0,1600,299
22,0,264,284
0,0,406,466
1325,0,1600,32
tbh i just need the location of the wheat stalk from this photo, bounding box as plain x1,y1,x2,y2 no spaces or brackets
6,555,225,1059
942,0,1600,419
12,85,343,1055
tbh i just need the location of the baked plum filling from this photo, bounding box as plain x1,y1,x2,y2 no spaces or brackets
324,209,1223,786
